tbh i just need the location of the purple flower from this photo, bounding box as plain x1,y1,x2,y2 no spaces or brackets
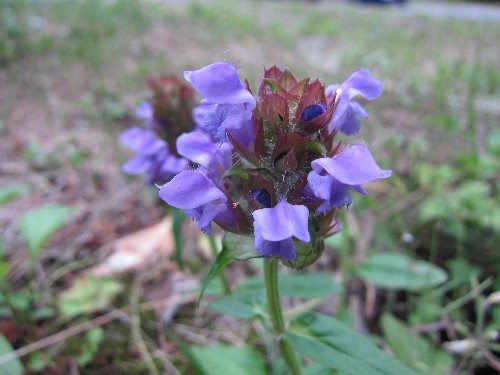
184,62,256,144
326,70,383,135
159,170,232,234
120,127,188,184
308,145,392,211
184,63,256,109
135,101,154,124
252,201,310,261
176,130,232,181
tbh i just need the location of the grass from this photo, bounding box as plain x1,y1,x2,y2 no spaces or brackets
1,0,500,373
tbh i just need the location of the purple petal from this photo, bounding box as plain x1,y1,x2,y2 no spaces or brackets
312,145,392,185
252,201,310,243
330,69,383,101
186,202,227,235
120,128,166,155
161,155,189,176
176,130,219,167
176,130,232,176
192,102,217,129
122,155,151,174
184,62,256,110
159,170,227,209
135,101,153,121
254,224,296,261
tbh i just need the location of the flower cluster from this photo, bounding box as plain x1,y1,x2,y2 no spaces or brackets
159,62,391,268
120,75,199,185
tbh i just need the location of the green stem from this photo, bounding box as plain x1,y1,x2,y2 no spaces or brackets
337,212,351,319
207,235,231,295
263,259,302,375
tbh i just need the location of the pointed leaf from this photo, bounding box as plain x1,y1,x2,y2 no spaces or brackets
381,313,454,375
191,345,267,375
198,233,258,305
356,253,447,291
0,184,30,205
240,273,341,298
288,312,418,375
0,333,23,375
19,204,73,261
208,290,266,319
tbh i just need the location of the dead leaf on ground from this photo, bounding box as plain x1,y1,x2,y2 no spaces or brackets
89,218,174,277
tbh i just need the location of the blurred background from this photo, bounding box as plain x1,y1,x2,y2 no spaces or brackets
1,0,499,374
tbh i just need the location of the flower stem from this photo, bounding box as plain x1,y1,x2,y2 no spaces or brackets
263,259,303,375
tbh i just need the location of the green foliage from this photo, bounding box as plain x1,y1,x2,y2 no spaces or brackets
19,204,73,262
75,327,105,366
240,273,342,299
57,277,123,318
0,0,28,64
190,345,267,375
381,313,454,375
356,252,448,291
288,312,418,375
0,184,30,205
209,272,341,319
46,0,151,66
198,232,258,305
0,333,23,375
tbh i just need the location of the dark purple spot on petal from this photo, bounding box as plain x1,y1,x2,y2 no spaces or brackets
301,103,326,122
250,188,272,208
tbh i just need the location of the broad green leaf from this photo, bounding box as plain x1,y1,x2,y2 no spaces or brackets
76,327,104,366
19,204,73,261
381,314,453,375
209,273,341,319
58,276,122,318
198,232,258,305
0,184,30,205
208,290,266,319
240,273,341,298
0,333,23,375
356,253,447,291
303,363,341,375
190,345,267,375
288,312,417,375
28,351,53,372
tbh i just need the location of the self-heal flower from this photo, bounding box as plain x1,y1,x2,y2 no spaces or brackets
158,62,390,266
120,127,188,185
308,145,392,211
253,201,310,261
184,62,256,144
159,170,233,234
120,75,198,184
327,70,383,135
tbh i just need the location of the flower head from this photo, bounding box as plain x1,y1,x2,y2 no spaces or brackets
120,75,198,184
158,62,390,267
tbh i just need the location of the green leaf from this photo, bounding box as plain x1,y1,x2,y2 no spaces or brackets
356,253,447,291
208,272,341,319
208,290,266,319
58,276,123,318
19,204,73,261
288,312,417,375
0,184,30,205
76,327,104,366
28,351,53,372
190,345,267,375
0,333,24,375
240,273,341,298
198,233,258,305
381,313,454,375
